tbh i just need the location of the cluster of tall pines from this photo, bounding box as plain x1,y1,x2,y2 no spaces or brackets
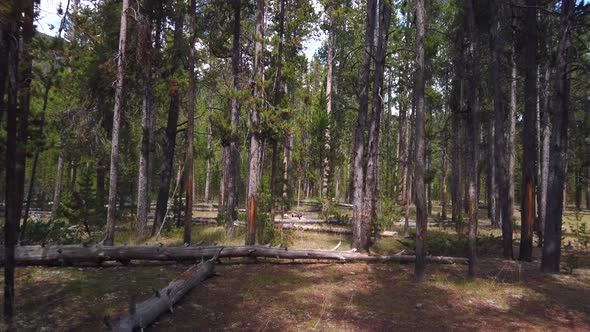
1,0,589,323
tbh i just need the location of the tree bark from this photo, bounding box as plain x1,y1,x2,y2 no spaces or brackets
465,0,480,277
245,0,265,245
351,0,376,251
105,0,130,245
541,0,573,273
507,18,517,245
184,0,198,245
322,3,336,200
3,10,20,324
136,9,154,236
204,94,213,203
414,0,427,282
21,79,52,241
441,142,448,221
224,0,242,238
112,253,220,331
451,79,463,229
2,245,469,266
51,148,66,219
519,0,538,262
0,23,7,127
152,4,183,236
490,0,513,259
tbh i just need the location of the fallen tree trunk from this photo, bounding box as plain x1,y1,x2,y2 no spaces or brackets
278,223,353,234
274,218,329,224
277,223,397,237
110,250,220,331
0,245,467,265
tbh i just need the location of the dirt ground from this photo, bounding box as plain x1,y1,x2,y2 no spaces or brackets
2,254,589,331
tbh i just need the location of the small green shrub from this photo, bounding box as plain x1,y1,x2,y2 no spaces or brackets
19,219,85,244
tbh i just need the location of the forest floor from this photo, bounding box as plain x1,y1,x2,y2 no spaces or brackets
1,206,590,331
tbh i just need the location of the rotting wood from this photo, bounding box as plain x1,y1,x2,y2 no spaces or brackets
0,245,468,266
110,249,221,331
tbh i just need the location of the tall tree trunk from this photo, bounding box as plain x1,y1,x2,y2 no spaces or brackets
104,0,130,245
507,20,517,245
465,0,480,277
396,100,407,203
414,0,427,282
152,4,183,236
360,0,391,253
441,143,448,220
538,42,551,245
14,1,34,242
351,0,376,251
491,0,513,259
541,0,573,274
245,0,265,245
519,0,538,261
488,120,498,228
0,24,7,126
136,10,154,236
204,94,213,203
322,3,336,200
184,0,198,245
51,148,65,219
269,140,279,221
4,10,21,324
451,79,463,230
574,169,582,210
21,79,52,241
224,0,242,238
282,132,293,211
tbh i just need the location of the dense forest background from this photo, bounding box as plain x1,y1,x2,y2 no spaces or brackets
2,0,590,327
2,0,590,321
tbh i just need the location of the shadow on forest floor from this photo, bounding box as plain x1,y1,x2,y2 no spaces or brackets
2,252,589,331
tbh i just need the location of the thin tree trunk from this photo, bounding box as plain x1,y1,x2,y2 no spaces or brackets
451,79,463,229
508,20,517,243
136,11,154,236
0,25,7,126
152,4,183,236
361,1,391,252
322,2,336,200
51,148,65,219
397,100,408,203
282,133,293,211
245,0,265,245
224,0,242,238
104,0,130,245
351,0,376,251
270,140,279,221
491,0,513,259
184,0,197,245
3,12,20,324
413,0,427,282
538,50,550,244
519,0,538,261
465,0,480,277
204,95,213,203
441,145,448,220
541,0,573,274
21,80,52,240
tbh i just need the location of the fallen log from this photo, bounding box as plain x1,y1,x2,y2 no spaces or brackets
110,250,221,331
279,223,353,234
251,221,397,237
0,245,467,265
